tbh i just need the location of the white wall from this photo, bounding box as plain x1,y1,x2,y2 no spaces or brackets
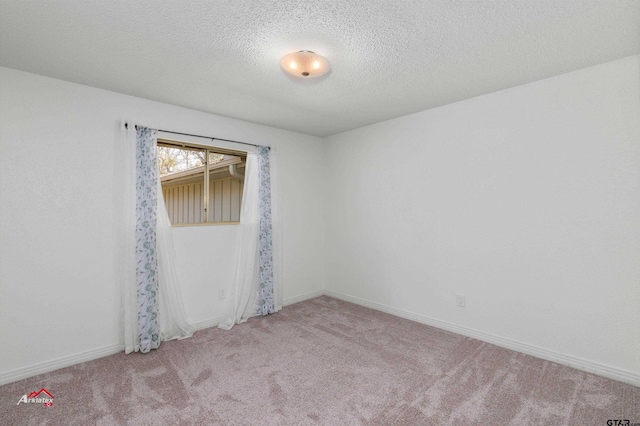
324,55,640,382
2,54,639,386
0,67,326,383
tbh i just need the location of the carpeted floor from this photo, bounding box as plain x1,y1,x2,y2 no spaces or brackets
1,296,638,425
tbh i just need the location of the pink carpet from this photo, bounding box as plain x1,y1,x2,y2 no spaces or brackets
1,296,638,425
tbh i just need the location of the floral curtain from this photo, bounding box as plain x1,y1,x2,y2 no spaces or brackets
120,123,194,354
257,146,275,315
135,127,161,353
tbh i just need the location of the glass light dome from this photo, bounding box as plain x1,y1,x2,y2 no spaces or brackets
280,51,331,79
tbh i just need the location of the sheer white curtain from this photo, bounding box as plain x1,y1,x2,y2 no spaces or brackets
118,122,194,353
219,153,261,329
157,178,195,341
218,146,282,329
118,122,138,353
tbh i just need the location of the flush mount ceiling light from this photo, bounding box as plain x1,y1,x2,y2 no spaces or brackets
280,50,331,79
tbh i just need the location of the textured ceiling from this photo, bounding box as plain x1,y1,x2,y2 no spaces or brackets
1,1,639,137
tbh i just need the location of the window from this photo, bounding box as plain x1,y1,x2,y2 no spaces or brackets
157,139,246,225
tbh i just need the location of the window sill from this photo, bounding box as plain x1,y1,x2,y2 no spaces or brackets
171,222,240,227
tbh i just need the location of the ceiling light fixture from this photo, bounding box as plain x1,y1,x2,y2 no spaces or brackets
280,51,330,79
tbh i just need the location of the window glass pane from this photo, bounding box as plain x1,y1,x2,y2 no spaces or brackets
158,146,206,177
206,152,244,223
158,146,206,225
156,142,245,226
209,151,225,165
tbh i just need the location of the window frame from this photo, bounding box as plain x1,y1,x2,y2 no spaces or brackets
157,138,247,226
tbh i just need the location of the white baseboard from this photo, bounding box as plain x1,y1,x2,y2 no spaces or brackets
0,316,228,386
283,289,324,306
324,290,640,387
0,302,311,386
191,316,225,331
4,291,636,388
0,315,223,386
0,344,123,386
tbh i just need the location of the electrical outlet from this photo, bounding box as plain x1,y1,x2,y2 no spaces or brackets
456,294,465,307
219,289,227,300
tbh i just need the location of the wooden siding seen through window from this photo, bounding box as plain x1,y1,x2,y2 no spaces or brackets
162,177,243,224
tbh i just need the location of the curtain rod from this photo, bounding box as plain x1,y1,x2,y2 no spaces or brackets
124,123,261,148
